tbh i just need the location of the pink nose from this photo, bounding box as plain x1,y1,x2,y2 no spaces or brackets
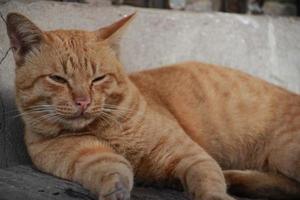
75,97,91,111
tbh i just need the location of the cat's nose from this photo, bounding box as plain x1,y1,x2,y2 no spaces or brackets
75,97,91,112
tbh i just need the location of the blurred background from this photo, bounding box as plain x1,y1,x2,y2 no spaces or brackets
109,0,299,16
2,0,296,16
0,0,299,16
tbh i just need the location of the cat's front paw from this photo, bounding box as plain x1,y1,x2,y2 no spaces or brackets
199,193,235,200
99,173,131,200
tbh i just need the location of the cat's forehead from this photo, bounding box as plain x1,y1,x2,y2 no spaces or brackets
45,30,96,41
44,30,104,61
45,30,99,47
37,30,104,76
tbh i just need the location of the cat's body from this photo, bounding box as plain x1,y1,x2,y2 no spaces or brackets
6,13,300,200
130,62,300,171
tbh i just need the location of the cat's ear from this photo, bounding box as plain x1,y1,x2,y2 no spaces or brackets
6,13,44,66
95,13,136,55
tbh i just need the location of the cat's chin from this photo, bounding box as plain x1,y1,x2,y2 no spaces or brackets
61,116,95,130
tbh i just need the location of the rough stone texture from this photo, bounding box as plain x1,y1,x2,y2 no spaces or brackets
0,1,299,199
0,165,189,200
0,165,259,200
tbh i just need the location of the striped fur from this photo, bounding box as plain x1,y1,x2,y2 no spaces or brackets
7,13,300,200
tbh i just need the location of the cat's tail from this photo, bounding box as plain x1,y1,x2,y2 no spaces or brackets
224,170,300,200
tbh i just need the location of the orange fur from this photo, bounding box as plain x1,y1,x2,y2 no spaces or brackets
6,12,300,200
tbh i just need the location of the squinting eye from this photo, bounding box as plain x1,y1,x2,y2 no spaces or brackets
49,75,68,84
92,75,107,83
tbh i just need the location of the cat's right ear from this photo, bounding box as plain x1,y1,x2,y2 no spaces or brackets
95,13,136,56
6,13,44,66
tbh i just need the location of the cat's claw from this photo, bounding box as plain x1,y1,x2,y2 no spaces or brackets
99,173,131,200
203,194,235,200
195,193,235,200
102,182,130,200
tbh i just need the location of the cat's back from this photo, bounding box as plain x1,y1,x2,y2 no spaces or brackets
129,61,297,110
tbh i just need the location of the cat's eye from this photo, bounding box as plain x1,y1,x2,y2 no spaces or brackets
49,75,68,84
92,75,107,83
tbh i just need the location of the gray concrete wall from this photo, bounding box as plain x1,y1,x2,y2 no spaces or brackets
0,0,300,167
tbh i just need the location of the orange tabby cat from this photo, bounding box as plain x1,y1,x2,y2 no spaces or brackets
6,12,300,200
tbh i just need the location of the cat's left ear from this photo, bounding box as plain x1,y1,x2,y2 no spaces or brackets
95,13,136,55
6,13,44,66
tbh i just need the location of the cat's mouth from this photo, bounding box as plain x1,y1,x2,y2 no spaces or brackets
50,108,100,129
62,111,94,121
59,112,95,130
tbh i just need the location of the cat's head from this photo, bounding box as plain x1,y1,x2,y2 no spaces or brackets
6,12,136,133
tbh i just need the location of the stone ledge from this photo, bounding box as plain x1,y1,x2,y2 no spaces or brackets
0,165,186,200
0,165,257,200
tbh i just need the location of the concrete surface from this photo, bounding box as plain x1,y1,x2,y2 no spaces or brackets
0,0,299,171
0,165,189,200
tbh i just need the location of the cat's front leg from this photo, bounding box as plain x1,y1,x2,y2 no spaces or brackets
174,152,234,200
149,136,234,200
25,133,133,200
